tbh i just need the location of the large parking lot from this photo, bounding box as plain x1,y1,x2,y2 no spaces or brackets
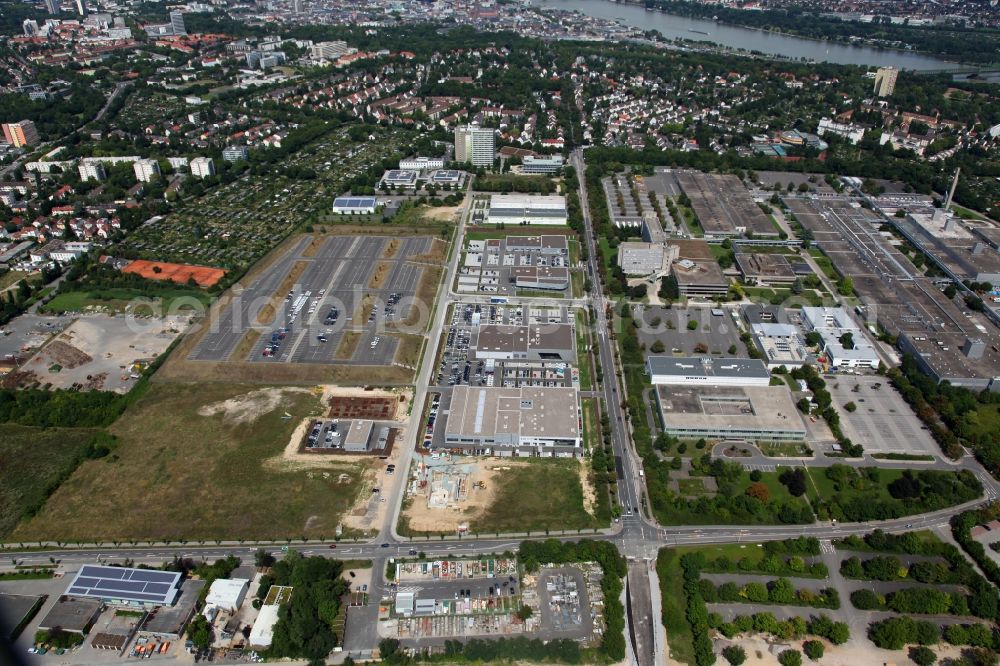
189,234,440,367
826,374,939,456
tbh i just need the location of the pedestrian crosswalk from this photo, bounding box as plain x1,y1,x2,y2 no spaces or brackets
820,540,835,555
977,473,999,501
743,463,776,473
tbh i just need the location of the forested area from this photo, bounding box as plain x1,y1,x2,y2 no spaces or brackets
266,552,350,660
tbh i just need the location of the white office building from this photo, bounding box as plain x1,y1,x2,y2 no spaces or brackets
455,125,495,167
521,155,564,174
646,356,771,387
399,156,446,171
801,306,880,369
190,156,215,178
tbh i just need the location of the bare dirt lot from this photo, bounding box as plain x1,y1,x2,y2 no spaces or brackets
20,315,188,393
400,456,600,535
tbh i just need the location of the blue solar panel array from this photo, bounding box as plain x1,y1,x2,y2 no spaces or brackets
66,565,182,605
332,197,377,209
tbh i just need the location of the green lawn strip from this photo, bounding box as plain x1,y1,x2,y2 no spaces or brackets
656,548,696,666
43,288,211,315
575,310,593,391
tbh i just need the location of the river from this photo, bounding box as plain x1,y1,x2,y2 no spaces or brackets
531,0,958,70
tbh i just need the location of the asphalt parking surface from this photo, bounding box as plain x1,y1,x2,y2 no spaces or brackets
826,374,938,456
190,235,432,366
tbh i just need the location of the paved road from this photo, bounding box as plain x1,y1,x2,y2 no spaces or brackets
570,148,649,543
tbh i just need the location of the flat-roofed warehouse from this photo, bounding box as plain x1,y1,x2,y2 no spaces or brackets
735,252,798,286
486,194,567,226
646,356,771,386
471,323,576,363
65,565,182,607
37,596,102,635
787,195,1000,390
674,171,778,238
441,385,581,457
331,196,378,215
653,385,807,441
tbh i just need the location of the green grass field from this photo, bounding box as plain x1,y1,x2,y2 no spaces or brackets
0,425,99,539
12,383,368,542
471,459,601,534
0,270,29,292
677,478,711,496
42,288,212,315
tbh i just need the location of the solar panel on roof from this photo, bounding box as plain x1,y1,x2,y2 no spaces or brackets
66,565,181,605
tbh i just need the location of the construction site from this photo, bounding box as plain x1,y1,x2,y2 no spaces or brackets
399,454,510,534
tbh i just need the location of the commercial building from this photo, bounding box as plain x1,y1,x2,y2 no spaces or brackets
78,162,106,182
750,322,813,369
0,593,43,641
486,194,567,226
653,385,807,441
429,169,465,187
454,125,495,167
873,66,898,97
892,210,1000,287
801,306,879,369
646,356,771,386
379,169,418,190
249,604,280,649
45,0,59,14
617,242,676,276
399,156,446,171
204,578,249,613
65,565,182,608
2,120,40,148
674,171,779,238
471,323,576,363
37,597,102,635
189,156,215,179
898,333,999,390
734,253,798,286
442,385,581,457
671,240,729,296
344,420,375,453
222,146,249,162
510,266,569,291
141,579,204,639
521,155,564,174
133,159,160,183
332,196,378,215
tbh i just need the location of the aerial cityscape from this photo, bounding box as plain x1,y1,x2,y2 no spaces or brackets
0,0,999,665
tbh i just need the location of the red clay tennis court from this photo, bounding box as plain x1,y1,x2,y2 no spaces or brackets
122,260,225,288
